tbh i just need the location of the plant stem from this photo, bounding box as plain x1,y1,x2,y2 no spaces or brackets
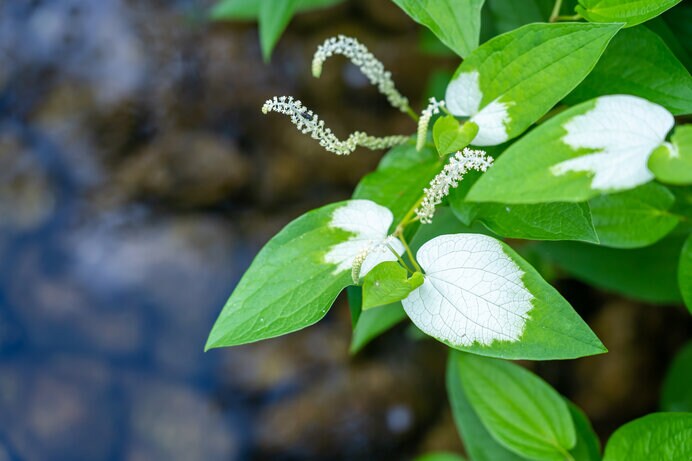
549,0,563,22
555,14,582,21
397,234,422,273
405,105,419,122
387,243,415,274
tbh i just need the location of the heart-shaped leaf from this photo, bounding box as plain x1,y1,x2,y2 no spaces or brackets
402,233,605,359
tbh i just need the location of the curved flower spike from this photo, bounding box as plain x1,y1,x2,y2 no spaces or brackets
416,97,445,151
312,35,410,113
262,96,409,156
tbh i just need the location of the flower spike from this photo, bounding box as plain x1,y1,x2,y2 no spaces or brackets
262,96,409,155
312,35,410,113
416,147,493,223
416,97,446,151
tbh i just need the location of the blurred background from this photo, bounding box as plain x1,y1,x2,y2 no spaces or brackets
0,1,690,460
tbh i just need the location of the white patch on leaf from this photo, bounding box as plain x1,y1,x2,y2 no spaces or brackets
445,70,511,146
402,234,533,347
324,200,404,278
551,95,674,191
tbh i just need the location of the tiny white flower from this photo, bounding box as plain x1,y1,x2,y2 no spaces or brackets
416,97,446,151
416,147,493,223
262,96,408,155
312,35,410,113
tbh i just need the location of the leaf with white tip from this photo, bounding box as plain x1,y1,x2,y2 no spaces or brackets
402,233,605,359
206,199,402,349
467,95,674,203
445,23,621,146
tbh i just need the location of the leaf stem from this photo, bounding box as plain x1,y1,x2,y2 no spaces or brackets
387,243,415,274
549,0,563,22
405,105,419,122
397,234,422,273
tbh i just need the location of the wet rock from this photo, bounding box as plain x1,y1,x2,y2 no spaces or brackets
0,132,56,232
0,356,117,461
255,340,446,460
124,376,240,461
113,132,251,207
415,409,464,456
218,311,350,395
572,300,692,435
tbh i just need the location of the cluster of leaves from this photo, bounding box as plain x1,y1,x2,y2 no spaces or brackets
209,0,691,459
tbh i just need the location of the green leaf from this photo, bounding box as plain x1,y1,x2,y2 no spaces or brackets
258,0,299,61
211,0,342,20
680,234,692,312
564,26,692,115
433,117,479,156
589,183,680,248
353,142,442,223
602,413,692,460
362,262,424,310
452,353,576,461
568,402,601,461
350,302,407,354
403,233,606,360
661,341,692,412
392,0,485,58
649,125,692,185
206,200,402,349
576,0,682,27
449,195,599,242
414,453,467,461
445,22,622,146
534,235,686,304
447,352,530,461
467,95,674,203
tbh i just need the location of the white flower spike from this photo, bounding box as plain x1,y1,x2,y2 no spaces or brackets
312,35,410,113
262,96,408,155
416,147,493,223
416,97,446,151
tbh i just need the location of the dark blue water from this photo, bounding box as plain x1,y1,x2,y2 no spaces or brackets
0,1,452,460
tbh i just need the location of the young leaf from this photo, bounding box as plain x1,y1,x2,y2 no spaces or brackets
211,0,342,20
567,402,601,461
452,353,577,461
447,352,528,461
649,125,692,185
433,116,479,155
392,0,485,58
589,183,680,248
576,0,682,27
661,341,692,412
354,142,442,223
206,200,403,349
350,302,407,354
402,234,606,360
362,262,424,310
259,0,299,61
449,198,599,243
467,95,674,203
445,22,622,146
534,235,686,304
602,413,692,460
680,234,692,312
564,26,692,115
